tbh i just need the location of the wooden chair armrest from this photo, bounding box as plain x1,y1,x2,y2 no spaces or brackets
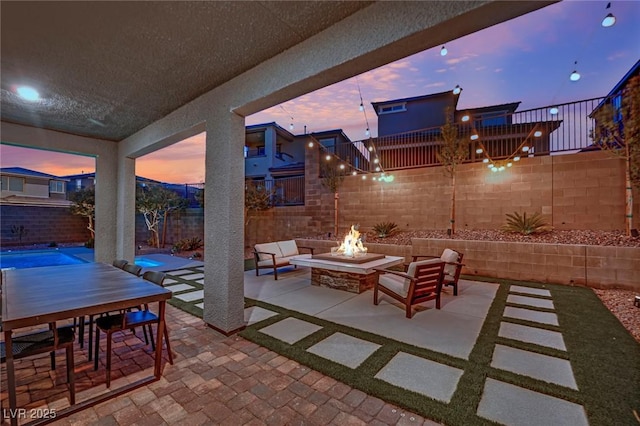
374,268,416,282
297,246,315,254
254,251,277,258
411,255,440,262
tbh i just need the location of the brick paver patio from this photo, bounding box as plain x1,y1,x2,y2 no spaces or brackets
1,304,437,425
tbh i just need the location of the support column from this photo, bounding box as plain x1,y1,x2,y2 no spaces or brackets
94,148,118,263
115,155,136,262
203,111,246,334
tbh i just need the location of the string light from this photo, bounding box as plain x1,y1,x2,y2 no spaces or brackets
569,61,581,82
476,126,543,173
602,2,616,27
280,105,294,131
440,46,448,56
452,85,462,95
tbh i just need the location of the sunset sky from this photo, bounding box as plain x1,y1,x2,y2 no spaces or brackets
2,0,639,184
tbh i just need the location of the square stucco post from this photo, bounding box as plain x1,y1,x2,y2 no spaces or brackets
203,111,246,335
115,156,137,262
93,148,119,263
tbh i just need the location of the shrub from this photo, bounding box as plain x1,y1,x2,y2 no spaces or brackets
502,211,550,235
373,221,399,238
173,237,203,253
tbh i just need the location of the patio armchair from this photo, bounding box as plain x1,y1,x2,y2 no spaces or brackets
409,249,464,296
93,271,173,388
374,260,445,318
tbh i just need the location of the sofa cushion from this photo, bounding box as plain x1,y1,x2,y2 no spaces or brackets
255,242,283,261
277,240,299,257
440,249,459,277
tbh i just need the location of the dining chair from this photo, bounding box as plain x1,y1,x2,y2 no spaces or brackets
112,259,128,269
0,323,76,405
374,260,445,318
93,271,173,387
123,263,143,276
83,260,145,360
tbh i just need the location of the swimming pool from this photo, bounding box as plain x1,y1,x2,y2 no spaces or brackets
0,249,167,270
0,250,88,269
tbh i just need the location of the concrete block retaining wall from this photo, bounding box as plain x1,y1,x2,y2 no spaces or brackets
296,238,640,292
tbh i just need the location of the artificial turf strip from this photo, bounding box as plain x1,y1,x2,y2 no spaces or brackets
240,277,640,426
170,270,640,425
550,283,640,426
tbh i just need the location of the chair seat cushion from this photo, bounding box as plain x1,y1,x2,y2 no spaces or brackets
378,273,408,297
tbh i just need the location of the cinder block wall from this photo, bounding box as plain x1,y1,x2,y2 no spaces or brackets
0,205,90,247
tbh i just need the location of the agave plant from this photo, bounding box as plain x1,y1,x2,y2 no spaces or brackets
373,221,399,238
502,211,550,235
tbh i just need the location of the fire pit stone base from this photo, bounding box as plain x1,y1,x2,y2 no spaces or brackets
311,267,378,294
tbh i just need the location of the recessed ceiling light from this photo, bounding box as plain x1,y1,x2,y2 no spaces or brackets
16,86,40,101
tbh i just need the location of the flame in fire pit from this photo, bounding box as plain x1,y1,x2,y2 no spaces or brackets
337,225,367,257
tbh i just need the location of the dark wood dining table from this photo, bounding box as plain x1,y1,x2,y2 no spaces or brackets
1,262,172,425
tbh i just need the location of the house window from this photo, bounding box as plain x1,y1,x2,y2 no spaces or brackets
76,179,82,190
319,137,336,154
1,176,24,192
378,102,406,115
49,180,65,194
612,94,622,123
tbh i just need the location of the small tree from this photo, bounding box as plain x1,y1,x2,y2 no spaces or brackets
320,158,347,236
244,179,276,228
591,75,640,236
136,184,184,248
437,111,470,236
69,187,95,242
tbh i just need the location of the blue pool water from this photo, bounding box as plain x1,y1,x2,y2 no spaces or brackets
0,249,166,270
134,257,163,267
0,250,88,269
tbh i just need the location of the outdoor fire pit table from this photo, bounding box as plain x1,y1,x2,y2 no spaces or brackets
289,253,404,293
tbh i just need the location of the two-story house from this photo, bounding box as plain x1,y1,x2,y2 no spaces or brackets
0,167,71,206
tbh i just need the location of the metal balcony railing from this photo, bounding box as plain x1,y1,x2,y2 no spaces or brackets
334,96,606,172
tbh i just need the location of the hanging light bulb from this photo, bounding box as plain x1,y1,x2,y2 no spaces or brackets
452,84,462,95
549,107,559,115
308,141,314,148
365,128,370,137
325,154,331,161
461,114,470,122
476,148,483,154
352,171,357,176
339,163,345,170
373,158,379,164
368,145,373,152
570,61,580,82
440,46,448,56
534,130,542,137
483,158,489,163
602,2,616,27
359,102,364,112
470,133,479,141
289,122,294,130
522,146,530,152
375,166,381,172
514,156,521,161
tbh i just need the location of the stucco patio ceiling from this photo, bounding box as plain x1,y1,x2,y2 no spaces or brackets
0,1,373,141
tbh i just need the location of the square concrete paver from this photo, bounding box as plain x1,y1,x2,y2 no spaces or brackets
510,285,551,297
244,306,279,326
194,302,204,309
259,317,322,344
174,290,204,302
164,283,195,293
499,322,566,351
307,332,381,369
196,279,204,284
477,378,588,426
491,344,578,389
503,306,559,326
507,294,555,309
374,352,463,403
166,269,198,276
181,273,205,281
163,278,178,285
